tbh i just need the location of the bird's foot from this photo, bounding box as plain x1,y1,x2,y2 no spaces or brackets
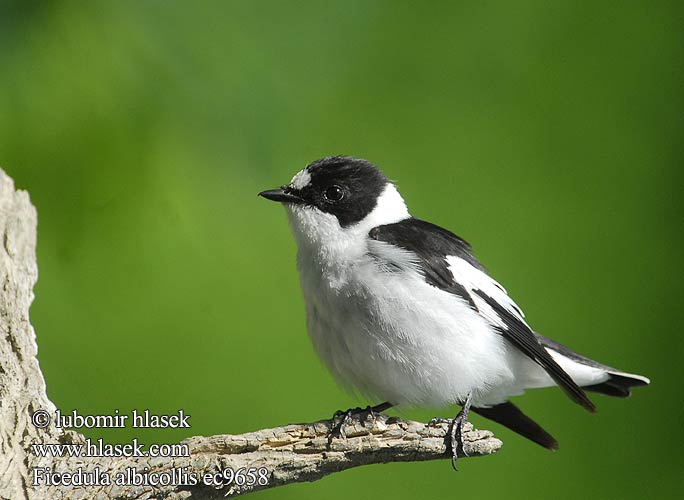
329,407,358,440
449,393,473,471
426,415,467,469
428,417,452,426
449,409,469,470
327,403,392,445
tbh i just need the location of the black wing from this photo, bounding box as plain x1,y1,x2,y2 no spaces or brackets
474,290,595,412
369,217,596,413
368,218,483,309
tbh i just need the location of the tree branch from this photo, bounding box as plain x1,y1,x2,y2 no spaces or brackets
0,168,501,499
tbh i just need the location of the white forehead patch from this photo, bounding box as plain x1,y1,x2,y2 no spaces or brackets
290,168,312,190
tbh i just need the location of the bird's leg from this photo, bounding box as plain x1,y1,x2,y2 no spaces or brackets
328,402,393,443
329,408,356,440
371,401,393,413
362,401,394,427
450,392,473,471
428,416,452,426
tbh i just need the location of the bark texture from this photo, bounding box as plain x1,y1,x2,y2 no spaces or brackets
0,168,501,499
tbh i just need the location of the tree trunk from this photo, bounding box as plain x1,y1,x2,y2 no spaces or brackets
0,169,501,499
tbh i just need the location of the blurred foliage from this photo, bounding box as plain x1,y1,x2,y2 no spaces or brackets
1,1,682,498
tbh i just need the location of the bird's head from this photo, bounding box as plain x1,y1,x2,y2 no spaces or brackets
259,156,410,250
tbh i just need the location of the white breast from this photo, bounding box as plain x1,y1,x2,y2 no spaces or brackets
284,182,529,409
295,238,515,408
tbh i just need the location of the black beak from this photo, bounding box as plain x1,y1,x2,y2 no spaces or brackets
258,187,305,204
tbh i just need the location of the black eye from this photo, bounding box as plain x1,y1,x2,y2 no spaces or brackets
323,185,344,202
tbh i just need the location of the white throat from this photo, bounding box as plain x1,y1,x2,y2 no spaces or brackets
285,183,410,265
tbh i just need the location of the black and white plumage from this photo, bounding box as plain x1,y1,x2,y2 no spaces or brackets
259,156,649,452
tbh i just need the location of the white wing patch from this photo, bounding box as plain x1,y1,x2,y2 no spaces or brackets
447,256,526,329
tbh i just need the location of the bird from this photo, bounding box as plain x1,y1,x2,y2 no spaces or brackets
258,155,649,467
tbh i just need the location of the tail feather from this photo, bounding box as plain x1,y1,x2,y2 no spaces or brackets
472,401,559,450
584,373,649,398
476,335,649,450
535,332,650,396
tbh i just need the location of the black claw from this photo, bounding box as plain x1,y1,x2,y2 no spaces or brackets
450,418,460,470
329,409,354,440
428,417,452,426
363,404,391,427
327,403,393,447
447,392,474,471
451,411,470,470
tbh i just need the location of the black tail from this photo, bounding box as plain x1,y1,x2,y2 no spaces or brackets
472,401,559,450
475,336,649,450
535,332,650,398
584,373,649,398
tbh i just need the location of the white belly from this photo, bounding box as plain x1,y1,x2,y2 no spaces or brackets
298,254,517,409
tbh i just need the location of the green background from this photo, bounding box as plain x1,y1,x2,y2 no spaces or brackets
1,1,682,498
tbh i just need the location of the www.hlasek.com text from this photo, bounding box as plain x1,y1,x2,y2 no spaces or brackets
32,438,190,459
